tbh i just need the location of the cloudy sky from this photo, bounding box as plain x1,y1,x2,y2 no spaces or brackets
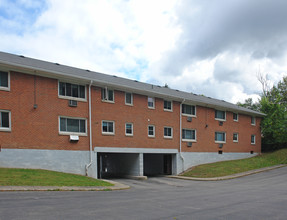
0,0,286,103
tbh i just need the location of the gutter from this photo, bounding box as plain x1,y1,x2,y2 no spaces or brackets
85,81,93,176
179,99,185,172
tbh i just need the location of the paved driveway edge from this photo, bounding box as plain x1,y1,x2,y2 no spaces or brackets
170,164,287,181
0,179,130,191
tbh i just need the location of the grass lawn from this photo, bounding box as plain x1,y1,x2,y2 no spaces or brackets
181,148,287,178
0,168,113,186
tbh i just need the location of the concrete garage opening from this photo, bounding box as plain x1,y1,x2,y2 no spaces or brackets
143,154,173,176
97,153,140,179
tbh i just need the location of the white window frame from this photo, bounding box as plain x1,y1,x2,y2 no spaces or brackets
233,133,239,143
251,135,256,145
163,100,173,112
59,116,87,136
215,131,226,143
101,87,114,103
102,120,115,135
0,110,11,132
148,97,155,109
58,81,87,101
148,125,155,137
182,129,196,142
182,104,196,117
164,127,173,139
0,71,10,91
233,113,239,122
125,92,133,105
215,110,226,121
251,116,256,126
125,123,133,136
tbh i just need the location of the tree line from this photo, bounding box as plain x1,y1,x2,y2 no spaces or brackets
237,75,287,152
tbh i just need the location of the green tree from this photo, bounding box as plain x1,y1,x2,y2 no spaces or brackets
238,76,287,151
236,98,260,112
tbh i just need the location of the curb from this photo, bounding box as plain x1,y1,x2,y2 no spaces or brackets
0,179,130,192
169,164,287,181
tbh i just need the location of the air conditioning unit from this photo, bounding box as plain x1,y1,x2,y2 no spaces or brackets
219,143,223,148
68,100,78,107
187,117,192,122
69,135,79,142
187,142,193,147
219,121,223,126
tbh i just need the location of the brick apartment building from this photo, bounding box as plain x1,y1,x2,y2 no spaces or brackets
0,51,264,178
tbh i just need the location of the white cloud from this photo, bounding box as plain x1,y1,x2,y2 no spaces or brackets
0,0,286,104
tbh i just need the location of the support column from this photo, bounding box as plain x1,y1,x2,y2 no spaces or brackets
139,153,144,176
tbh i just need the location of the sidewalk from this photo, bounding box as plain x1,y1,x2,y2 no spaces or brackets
170,164,286,181
0,179,130,191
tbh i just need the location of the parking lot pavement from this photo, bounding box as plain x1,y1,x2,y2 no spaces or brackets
1,166,287,220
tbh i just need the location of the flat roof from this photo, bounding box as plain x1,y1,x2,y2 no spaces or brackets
0,51,265,117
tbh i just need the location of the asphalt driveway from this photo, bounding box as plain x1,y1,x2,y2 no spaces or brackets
1,166,287,220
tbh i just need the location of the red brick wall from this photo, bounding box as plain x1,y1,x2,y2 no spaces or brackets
0,71,90,150
0,71,262,153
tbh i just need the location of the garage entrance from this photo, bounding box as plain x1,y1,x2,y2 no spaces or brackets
97,153,140,179
143,154,173,176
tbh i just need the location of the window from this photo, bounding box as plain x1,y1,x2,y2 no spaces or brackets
251,116,256,125
182,104,196,116
215,132,226,143
164,100,172,111
148,125,155,137
215,110,226,121
59,82,85,99
101,88,114,102
0,110,10,131
0,71,9,91
182,129,196,141
125,123,133,136
125,92,133,105
59,117,86,135
102,121,115,135
233,133,238,142
251,135,256,144
148,97,155,109
233,113,238,121
164,127,173,138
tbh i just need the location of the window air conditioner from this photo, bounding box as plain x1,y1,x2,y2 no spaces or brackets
219,143,223,148
187,117,192,122
187,142,192,147
219,121,223,126
69,135,79,142
68,100,78,107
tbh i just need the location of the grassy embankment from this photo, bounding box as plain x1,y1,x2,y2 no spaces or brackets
0,168,113,186
181,148,287,178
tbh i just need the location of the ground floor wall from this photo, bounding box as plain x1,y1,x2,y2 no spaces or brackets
0,149,97,178
0,148,257,179
176,152,258,174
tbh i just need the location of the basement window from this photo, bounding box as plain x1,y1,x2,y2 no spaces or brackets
0,110,11,131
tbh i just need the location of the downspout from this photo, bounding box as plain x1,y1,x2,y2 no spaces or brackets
179,99,185,172
85,80,93,176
